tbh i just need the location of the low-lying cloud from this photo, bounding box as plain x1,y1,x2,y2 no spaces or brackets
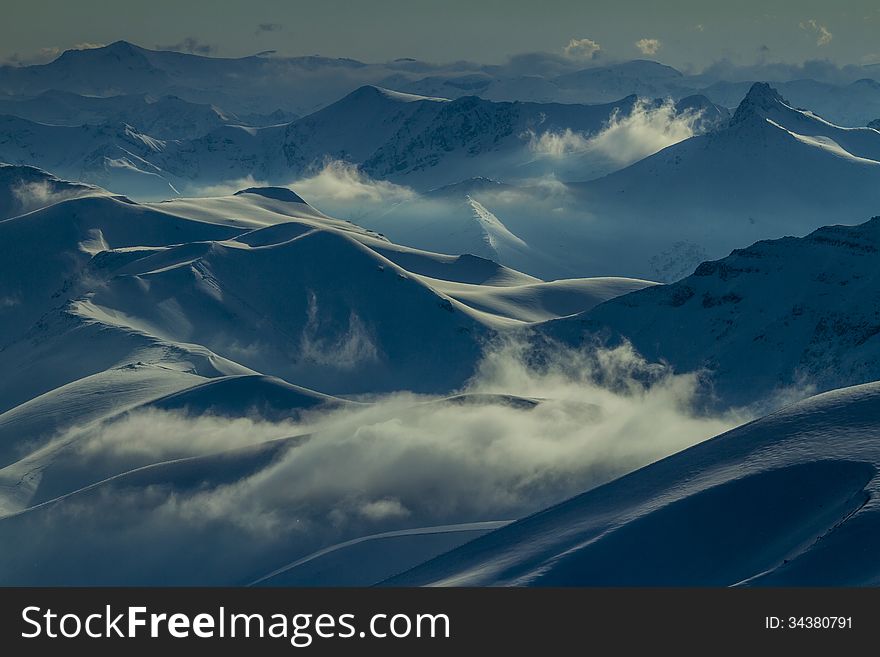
155,37,216,56
26,337,744,580
10,180,92,213
293,160,415,205
527,128,592,157
584,99,700,164
189,175,271,197
190,162,415,212
76,412,303,460
527,100,701,166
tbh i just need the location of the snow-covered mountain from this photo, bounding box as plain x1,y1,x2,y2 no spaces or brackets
360,178,581,280
0,41,351,115
0,45,692,113
168,86,721,191
0,173,653,415
0,90,295,139
563,82,880,280
3,41,879,128
386,381,880,586
0,162,105,219
0,84,722,201
0,115,178,197
351,83,880,281
0,172,660,583
389,59,688,105
545,215,880,410
6,40,880,588
700,77,880,128
4,163,880,586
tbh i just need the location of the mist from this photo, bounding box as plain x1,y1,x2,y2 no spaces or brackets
0,337,747,583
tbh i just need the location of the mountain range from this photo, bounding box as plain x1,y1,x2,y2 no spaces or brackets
4,40,880,587
4,42,879,126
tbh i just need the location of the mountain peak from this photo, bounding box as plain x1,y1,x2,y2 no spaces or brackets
730,82,789,126
103,40,141,53
53,40,151,68
344,85,448,104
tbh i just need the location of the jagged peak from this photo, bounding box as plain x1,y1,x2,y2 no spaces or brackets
730,82,790,126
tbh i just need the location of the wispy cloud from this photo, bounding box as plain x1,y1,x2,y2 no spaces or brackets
11,179,92,212
527,100,701,166
188,175,271,197
155,37,216,55
526,128,591,157
255,23,284,36
584,99,701,164
800,19,833,46
292,160,416,205
3,42,104,66
299,291,380,370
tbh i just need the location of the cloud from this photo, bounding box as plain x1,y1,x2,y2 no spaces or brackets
76,411,303,461
255,23,284,36
53,337,742,538
10,180,92,212
298,291,380,370
5,47,56,65
155,37,216,55
72,42,105,51
496,52,582,77
292,160,416,205
563,38,602,60
3,42,107,66
186,163,414,218
586,99,700,164
527,100,701,166
187,175,271,197
526,128,591,157
800,19,833,46
4,336,750,583
696,58,865,84
635,38,662,56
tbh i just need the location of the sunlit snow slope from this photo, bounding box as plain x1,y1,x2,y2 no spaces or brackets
387,382,880,586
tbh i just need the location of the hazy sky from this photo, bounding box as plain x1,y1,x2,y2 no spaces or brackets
3,0,880,70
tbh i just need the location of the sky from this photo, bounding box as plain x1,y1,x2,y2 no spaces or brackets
2,0,880,70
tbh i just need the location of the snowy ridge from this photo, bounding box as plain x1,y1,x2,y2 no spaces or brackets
547,216,880,409
386,382,880,586
563,82,880,280
0,182,652,533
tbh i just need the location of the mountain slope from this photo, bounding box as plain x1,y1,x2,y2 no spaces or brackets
563,83,880,280
0,115,178,197
0,163,104,219
386,381,880,586
0,91,242,139
166,87,694,192
545,216,880,409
